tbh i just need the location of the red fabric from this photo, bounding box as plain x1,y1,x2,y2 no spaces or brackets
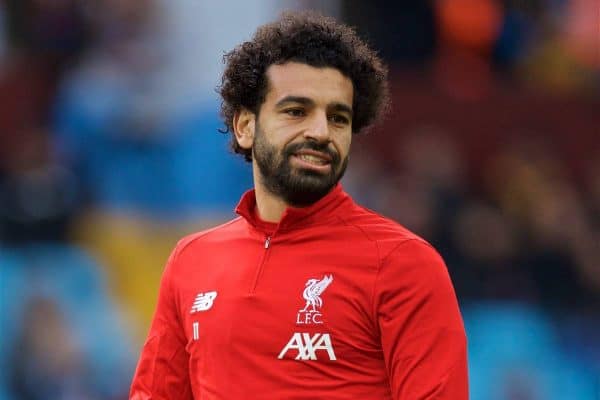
130,185,468,399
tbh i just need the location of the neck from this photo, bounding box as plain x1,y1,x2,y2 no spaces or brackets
252,163,288,223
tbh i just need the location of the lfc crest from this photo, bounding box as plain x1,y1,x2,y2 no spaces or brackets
296,274,333,325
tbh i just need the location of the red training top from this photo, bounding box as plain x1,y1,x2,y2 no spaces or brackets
130,184,468,399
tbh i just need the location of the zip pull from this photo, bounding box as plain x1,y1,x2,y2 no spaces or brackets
264,236,271,249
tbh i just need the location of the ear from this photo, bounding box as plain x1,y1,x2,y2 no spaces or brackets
233,108,256,150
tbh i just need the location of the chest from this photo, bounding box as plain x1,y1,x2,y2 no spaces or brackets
174,236,380,363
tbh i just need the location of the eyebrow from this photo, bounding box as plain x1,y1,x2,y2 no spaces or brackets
275,96,353,117
330,102,353,117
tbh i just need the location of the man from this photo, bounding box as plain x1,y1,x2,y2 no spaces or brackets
130,11,468,400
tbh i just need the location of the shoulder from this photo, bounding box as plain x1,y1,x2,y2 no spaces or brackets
170,216,246,262
338,200,433,260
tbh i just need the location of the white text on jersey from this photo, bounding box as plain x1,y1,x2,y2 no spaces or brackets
278,332,337,361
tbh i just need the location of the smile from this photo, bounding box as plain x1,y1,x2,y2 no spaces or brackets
290,151,333,173
298,154,329,165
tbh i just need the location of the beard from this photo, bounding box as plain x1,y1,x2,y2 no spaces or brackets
252,124,348,207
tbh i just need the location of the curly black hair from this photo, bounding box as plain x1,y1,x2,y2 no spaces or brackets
218,11,390,162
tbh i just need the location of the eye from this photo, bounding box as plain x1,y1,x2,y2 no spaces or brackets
329,114,350,125
284,108,305,117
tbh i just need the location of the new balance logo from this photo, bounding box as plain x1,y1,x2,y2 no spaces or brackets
190,291,217,313
278,332,337,361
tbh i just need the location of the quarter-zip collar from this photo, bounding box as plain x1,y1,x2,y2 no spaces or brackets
235,183,350,234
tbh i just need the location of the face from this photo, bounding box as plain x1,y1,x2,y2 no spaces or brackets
239,62,354,206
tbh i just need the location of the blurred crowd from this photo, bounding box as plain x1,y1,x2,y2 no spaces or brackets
0,1,598,399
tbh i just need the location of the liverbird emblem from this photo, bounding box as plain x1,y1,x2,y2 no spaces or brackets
300,274,333,313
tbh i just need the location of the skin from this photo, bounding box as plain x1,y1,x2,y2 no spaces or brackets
233,62,354,222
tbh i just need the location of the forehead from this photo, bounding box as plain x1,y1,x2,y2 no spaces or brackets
264,62,353,107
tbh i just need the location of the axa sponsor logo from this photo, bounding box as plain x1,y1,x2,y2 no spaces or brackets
278,332,336,361
190,291,217,313
296,274,333,325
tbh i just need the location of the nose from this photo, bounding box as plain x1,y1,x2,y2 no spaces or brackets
303,111,330,142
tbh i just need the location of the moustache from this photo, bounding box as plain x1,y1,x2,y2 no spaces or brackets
283,141,341,164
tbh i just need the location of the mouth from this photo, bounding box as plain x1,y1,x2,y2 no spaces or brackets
297,152,330,165
290,150,333,173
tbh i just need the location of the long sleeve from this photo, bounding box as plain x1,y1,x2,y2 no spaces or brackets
375,239,468,400
130,249,193,400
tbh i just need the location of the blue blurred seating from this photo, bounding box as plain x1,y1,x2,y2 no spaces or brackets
464,301,598,400
0,244,135,398
0,249,27,400
53,73,252,216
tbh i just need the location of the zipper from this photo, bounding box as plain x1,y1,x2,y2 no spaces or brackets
250,235,272,294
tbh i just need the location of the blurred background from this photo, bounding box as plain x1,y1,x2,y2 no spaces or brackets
0,0,598,399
